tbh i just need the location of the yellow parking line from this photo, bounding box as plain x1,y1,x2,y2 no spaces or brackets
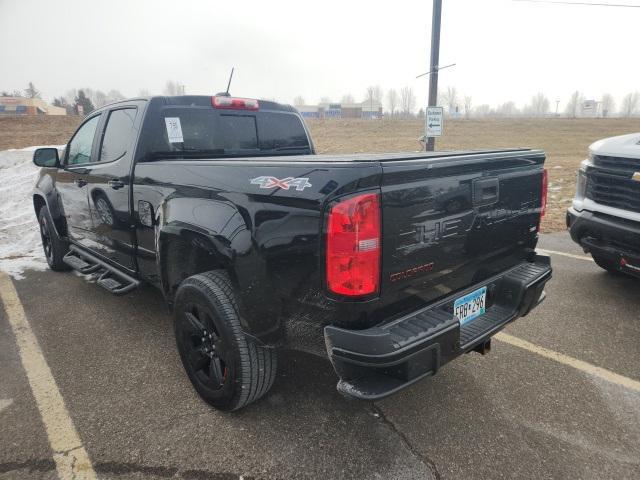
0,272,97,480
495,332,640,393
537,248,594,262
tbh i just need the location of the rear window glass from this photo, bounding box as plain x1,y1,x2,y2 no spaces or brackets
142,107,310,159
258,112,310,150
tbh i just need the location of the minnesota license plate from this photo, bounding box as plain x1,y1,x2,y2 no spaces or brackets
454,286,487,325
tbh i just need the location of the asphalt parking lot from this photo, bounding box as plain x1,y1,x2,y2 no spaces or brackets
1,232,639,480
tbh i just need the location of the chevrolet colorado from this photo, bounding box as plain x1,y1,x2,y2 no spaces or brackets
32,95,551,410
568,133,640,277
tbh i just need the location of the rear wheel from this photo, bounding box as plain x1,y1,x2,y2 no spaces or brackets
591,254,624,275
174,271,277,411
38,208,70,271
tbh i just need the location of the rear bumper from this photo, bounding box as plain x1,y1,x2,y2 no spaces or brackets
324,256,552,400
567,207,640,277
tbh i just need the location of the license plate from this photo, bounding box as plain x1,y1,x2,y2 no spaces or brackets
454,286,487,325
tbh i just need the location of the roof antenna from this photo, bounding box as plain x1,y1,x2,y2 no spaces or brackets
225,67,234,95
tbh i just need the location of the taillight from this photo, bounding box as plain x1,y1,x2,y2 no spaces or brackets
212,96,259,110
326,193,381,297
540,168,548,219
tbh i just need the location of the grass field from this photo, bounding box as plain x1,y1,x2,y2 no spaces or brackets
2,115,639,232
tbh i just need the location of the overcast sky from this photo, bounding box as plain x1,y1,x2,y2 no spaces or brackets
1,0,638,110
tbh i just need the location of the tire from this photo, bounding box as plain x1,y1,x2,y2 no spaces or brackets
38,207,71,271
173,271,277,411
591,254,624,275
93,193,115,227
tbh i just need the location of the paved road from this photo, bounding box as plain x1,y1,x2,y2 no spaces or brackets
1,232,639,479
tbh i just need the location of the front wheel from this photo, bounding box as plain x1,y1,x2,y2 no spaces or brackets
38,208,70,271
173,271,277,411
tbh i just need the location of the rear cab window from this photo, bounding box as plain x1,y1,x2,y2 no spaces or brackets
137,98,312,161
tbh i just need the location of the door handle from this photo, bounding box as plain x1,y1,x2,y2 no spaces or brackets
74,178,87,187
108,180,125,190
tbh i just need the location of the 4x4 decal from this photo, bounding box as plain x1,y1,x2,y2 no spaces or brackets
250,176,312,191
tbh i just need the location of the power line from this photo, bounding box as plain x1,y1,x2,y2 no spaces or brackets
513,0,640,7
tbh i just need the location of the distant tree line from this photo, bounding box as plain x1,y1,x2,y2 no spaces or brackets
2,81,638,119
1,79,187,116
293,85,418,118
0,82,41,99
292,87,640,119
437,88,640,119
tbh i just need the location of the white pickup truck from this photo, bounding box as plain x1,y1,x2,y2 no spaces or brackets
567,133,640,277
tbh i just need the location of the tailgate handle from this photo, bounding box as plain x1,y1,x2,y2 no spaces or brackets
473,177,499,206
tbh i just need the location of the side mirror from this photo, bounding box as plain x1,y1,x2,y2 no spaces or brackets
33,148,60,168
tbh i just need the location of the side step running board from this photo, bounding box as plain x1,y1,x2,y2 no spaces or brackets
63,246,140,295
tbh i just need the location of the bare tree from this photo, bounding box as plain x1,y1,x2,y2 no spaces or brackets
600,93,615,118
164,81,185,96
107,89,125,103
24,82,40,98
565,91,584,118
530,92,550,117
319,96,331,104
400,86,416,116
341,94,355,104
474,104,491,117
496,101,518,117
620,92,639,117
440,86,458,115
164,81,177,96
11,89,23,97
364,85,383,110
463,96,472,119
93,90,107,107
365,85,383,103
386,89,399,117
293,95,305,106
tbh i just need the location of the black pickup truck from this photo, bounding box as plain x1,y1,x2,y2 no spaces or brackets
32,95,551,410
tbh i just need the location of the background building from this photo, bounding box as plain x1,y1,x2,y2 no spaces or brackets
297,100,383,119
0,96,66,115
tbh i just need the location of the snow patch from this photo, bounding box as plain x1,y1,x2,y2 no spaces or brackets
0,146,63,279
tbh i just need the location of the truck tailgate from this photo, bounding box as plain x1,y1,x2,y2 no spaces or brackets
380,150,545,305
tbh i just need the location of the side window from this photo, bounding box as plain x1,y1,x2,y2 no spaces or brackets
100,108,137,163
67,115,100,165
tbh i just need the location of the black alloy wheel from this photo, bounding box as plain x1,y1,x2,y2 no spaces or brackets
178,302,229,389
39,212,53,263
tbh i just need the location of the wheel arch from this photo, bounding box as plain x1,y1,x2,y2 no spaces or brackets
158,226,235,303
90,187,108,202
33,192,66,237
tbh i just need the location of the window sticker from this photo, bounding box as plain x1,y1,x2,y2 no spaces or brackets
164,117,184,143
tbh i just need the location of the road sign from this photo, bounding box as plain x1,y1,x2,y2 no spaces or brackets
426,107,443,137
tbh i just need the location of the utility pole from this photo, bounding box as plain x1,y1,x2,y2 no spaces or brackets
426,0,442,152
